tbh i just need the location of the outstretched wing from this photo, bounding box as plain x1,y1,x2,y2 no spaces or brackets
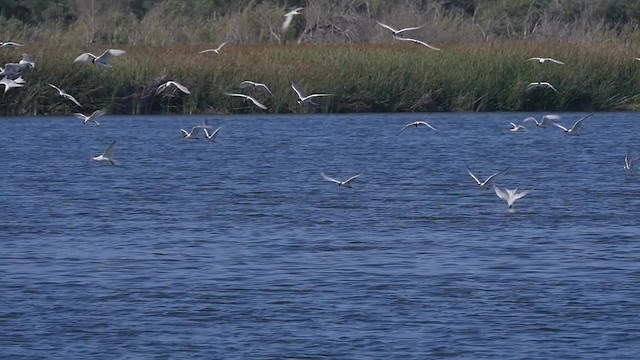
493,186,509,201
418,121,437,131
99,49,126,62
103,140,117,158
483,167,509,186
64,93,82,107
393,36,441,51
321,172,341,184
466,166,482,185
169,81,191,94
343,171,365,185
47,83,62,93
291,81,307,100
73,53,96,63
376,21,398,33
547,58,565,65
553,122,569,132
570,113,594,132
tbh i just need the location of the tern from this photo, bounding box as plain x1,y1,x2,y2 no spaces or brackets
48,83,82,107
204,126,222,142
494,186,532,210
0,41,23,49
75,109,106,126
467,166,509,189
92,140,117,166
74,49,125,67
199,42,227,54
376,21,425,37
510,122,527,132
624,151,639,173
523,114,560,128
282,7,304,31
0,77,24,93
321,171,365,188
156,80,191,95
18,53,35,68
224,92,267,110
526,57,565,65
553,113,594,135
526,82,558,92
397,121,437,135
239,80,274,96
392,36,441,51
291,81,333,105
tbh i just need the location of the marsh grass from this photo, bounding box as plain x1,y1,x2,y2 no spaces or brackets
2,41,640,115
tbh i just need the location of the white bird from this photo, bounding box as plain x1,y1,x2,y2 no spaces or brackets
526,57,565,65
282,7,304,31
156,81,191,95
397,121,437,135
624,151,639,173
510,122,527,132
376,21,425,37
553,113,594,135
180,126,206,139
199,42,227,54
291,81,333,105
48,83,82,107
467,166,509,189
74,49,125,67
0,41,23,49
75,109,106,126
204,126,222,142
239,80,274,96
92,140,117,165
523,114,561,128
526,82,558,92
392,36,441,51
0,77,24,94
494,186,532,209
224,92,267,110
321,171,365,188
13,76,26,84
18,53,35,68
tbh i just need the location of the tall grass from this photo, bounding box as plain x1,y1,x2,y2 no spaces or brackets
2,41,640,115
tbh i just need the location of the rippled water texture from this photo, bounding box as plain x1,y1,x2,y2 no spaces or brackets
1,113,639,359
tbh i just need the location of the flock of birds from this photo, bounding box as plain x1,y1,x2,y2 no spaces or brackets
1,9,639,211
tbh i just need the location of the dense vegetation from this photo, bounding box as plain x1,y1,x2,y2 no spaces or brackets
2,1,640,114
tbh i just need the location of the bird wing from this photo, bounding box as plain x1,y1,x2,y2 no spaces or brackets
321,172,341,184
525,57,541,62
343,172,365,185
258,83,274,95
74,53,96,63
466,166,482,185
204,126,222,139
512,189,532,202
64,93,82,107
282,15,294,31
74,113,88,120
99,49,126,62
199,49,217,54
376,21,398,33
543,82,558,92
239,80,255,88
190,126,202,137
547,58,565,65
418,121,437,130
393,36,441,51
215,42,227,52
553,123,569,132
523,117,539,125
570,113,594,132
47,83,62,93
155,82,168,94
91,109,106,118
396,123,412,135
397,24,426,33
247,95,267,110
291,81,307,100
180,129,189,137
493,186,510,201
103,140,116,158
483,167,509,186
170,81,191,94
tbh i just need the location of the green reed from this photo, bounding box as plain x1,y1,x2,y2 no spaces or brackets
2,41,640,115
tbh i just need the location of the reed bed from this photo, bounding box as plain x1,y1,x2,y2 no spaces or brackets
2,41,640,115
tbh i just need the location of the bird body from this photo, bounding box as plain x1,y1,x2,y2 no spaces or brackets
93,140,117,165
494,186,532,209
397,121,437,135
321,171,365,187
74,49,125,67
156,81,191,95
291,81,333,105
467,166,509,189
282,8,303,31
48,83,82,107
526,57,565,65
553,113,594,135
75,109,106,126
224,92,267,110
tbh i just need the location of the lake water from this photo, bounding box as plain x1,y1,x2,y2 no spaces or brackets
1,112,639,359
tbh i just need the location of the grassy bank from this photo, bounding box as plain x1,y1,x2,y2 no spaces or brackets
2,41,640,115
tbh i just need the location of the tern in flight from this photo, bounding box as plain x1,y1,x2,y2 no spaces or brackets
624,151,639,174
526,57,565,65
523,114,560,128
224,92,267,110
48,83,82,107
291,81,333,105
75,109,106,126
199,42,227,54
510,122,527,132
376,21,425,37
467,166,509,189
397,121,437,135
321,171,365,188
239,80,274,96
553,113,594,135
526,82,558,92
282,8,303,31
393,36,441,51
0,41,23,49
156,81,191,95
0,77,24,94
204,126,222,142
74,49,125,67
494,186,532,210
92,140,118,166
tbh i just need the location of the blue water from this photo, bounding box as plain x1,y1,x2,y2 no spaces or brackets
1,112,639,359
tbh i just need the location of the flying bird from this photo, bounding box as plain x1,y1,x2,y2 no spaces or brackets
18,53,35,68
74,49,125,67
523,114,560,128
553,113,594,135
376,21,425,37
0,77,24,94
526,82,558,92
239,80,274,96
48,83,82,107
199,42,227,54
494,186,532,210
466,166,509,189
282,7,304,31
526,57,565,65
0,41,23,49
291,81,333,105
224,92,267,110
204,126,222,142
156,80,191,95
75,109,106,126
321,171,365,188
392,36,441,51
510,122,527,132
397,121,437,135
92,140,118,166
624,151,639,174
